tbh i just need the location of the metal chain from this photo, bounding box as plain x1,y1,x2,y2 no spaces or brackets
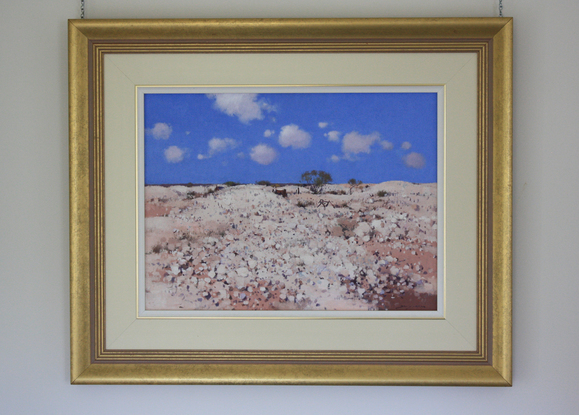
499,0,503,17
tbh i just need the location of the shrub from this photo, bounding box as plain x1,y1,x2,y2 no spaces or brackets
347,178,362,194
327,190,347,195
297,200,314,208
151,243,165,254
300,170,333,194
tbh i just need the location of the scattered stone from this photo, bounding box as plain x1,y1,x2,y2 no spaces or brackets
144,182,438,311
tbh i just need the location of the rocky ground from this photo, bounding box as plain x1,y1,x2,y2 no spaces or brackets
144,181,438,311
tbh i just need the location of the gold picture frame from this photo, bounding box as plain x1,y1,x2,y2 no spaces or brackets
69,18,512,385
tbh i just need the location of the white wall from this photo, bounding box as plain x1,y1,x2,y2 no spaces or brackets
1,0,578,413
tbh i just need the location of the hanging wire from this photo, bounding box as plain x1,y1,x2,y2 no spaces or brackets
81,0,85,19
499,0,503,17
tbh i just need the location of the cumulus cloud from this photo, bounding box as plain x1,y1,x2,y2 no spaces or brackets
164,146,184,163
380,140,394,150
198,137,239,160
325,131,341,142
264,129,275,137
401,141,412,150
330,155,341,163
250,144,278,165
278,124,312,149
146,123,172,140
318,122,328,128
207,93,274,124
208,138,238,154
404,152,426,169
342,131,381,157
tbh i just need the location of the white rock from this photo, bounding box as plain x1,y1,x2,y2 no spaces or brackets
236,267,249,277
354,222,371,237
371,220,383,229
247,259,257,269
302,255,315,266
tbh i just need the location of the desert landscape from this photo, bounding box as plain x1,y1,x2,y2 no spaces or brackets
144,181,438,312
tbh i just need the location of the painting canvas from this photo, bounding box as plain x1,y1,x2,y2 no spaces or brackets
141,88,442,313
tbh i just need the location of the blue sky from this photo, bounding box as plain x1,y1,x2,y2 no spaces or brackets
143,92,438,185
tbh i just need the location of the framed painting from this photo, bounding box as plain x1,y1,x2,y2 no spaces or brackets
69,18,512,385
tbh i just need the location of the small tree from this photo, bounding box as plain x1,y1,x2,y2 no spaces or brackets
347,178,363,194
300,170,333,194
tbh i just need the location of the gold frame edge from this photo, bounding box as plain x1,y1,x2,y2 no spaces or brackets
68,18,513,386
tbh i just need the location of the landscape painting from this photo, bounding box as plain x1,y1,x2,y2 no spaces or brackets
142,89,440,312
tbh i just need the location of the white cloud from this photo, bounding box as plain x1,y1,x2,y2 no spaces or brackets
380,140,394,150
318,122,328,128
164,146,184,163
250,144,278,165
401,141,412,150
404,152,426,169
325,131,341,142
207,93,274,124
330,155,341,163
264,129,275,137
342,131,381,156
208,137,239,155
198,138,239,159
278,124,311,149
147,123,172,140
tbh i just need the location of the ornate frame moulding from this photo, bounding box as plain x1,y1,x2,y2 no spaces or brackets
69,18,512,385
